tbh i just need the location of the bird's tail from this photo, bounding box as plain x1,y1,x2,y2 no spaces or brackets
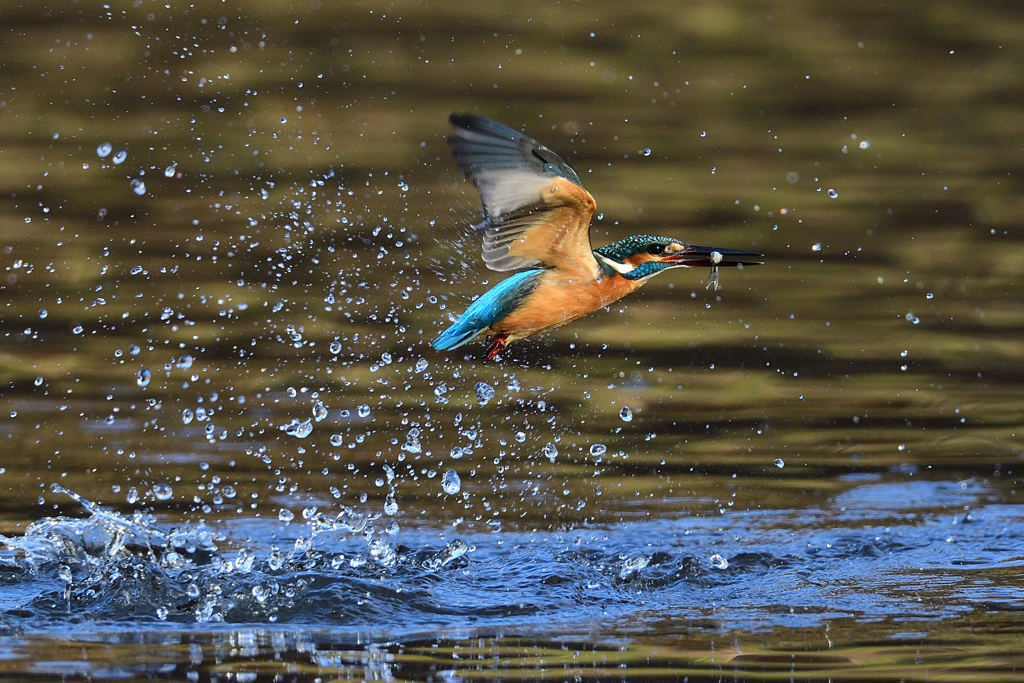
431,320,481,351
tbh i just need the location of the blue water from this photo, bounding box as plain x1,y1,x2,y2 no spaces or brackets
3,477,1019,641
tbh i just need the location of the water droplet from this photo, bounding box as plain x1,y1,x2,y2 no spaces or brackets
268,550,286,571
811,243,822,252
590,443,607,458
97,142,112,158
700,130,706,137
148,606,169,622
402,427,422,453
384,490,399,516
312,400,328,422
641,147,651,156
38,308,47,319
127,487,139,504
235,547,256,573
775,458,785,468
72,325,84,335
152,483,173,501
369,537,397,566
475,382,495,406
441,469,461,494
450,446,464,459
710,553,729,570
330,434,343,447
182,408,194,424
176,354,193,370
423,539,468,570
827,188,838,199
357,404,370,418
112,149,127,164
284,419,313,438
329,340,342,354
415,358,429,373
278,508,295,522
543,443,558,461
130,265,144,275
130,178,146,195
859,140,870,149
164,164,177,178
34,376,44,386
136,368,151,387
619,406,633,422
618,555,650,579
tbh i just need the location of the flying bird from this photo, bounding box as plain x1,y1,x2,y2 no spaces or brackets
433,113,762,360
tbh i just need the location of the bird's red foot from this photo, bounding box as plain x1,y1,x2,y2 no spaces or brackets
484,334,508,361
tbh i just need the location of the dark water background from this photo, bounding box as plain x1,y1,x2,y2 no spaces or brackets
1,0,1023,680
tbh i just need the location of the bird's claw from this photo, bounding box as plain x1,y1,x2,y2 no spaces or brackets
484,334,508,361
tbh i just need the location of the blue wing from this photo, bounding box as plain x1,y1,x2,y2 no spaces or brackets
431,269,542,350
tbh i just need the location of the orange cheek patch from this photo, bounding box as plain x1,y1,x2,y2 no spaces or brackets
624,253,657,269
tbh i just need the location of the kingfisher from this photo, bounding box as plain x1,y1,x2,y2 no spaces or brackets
432,113,763,361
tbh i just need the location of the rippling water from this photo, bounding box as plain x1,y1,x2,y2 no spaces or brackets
1,1,1023,680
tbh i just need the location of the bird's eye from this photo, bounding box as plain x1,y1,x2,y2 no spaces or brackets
647,244,665,255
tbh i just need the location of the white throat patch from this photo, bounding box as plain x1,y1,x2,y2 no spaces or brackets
596,253,635,275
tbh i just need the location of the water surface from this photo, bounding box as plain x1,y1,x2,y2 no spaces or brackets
1,1,1023,680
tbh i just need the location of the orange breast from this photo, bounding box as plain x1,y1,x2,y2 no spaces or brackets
487,270,643,342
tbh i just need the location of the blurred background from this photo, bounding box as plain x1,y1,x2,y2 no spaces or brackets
0,0,1022,679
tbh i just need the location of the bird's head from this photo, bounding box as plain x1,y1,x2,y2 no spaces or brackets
594,235,763,281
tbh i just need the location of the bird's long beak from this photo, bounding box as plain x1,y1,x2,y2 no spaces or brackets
660,243,763,268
